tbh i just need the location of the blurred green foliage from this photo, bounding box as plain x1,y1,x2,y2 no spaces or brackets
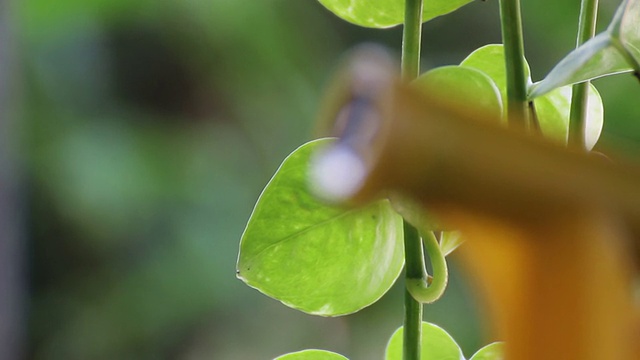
18,0,640,359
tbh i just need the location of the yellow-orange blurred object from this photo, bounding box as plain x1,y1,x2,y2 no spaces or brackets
452,210,634,360
315,49,640,359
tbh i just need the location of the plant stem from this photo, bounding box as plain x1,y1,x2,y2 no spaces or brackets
401,1,424,359
569,0,599,150
499,0,529,127
403,222,423,360
402,0,423,82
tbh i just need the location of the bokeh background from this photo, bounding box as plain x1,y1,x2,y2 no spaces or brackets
2,0,640,359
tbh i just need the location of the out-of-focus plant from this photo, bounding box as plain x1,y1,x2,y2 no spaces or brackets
237,0,640,359
21,1,349,359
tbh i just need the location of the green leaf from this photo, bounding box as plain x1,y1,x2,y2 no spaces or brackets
385,322,463,360
317,0,473,28
440,231,463,257
237,138,404,316
459,44,603,149
610,0,640,60
529,0,640,98
533,84,603,150
460,44,531,118
413,66,503,120
528,34,630,98
275,349,349,360
469,342,505,360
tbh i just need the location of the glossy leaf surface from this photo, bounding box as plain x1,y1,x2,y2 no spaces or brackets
460,44,531,113
533,84,603,150
238,138,404,316
317,0,473,28
469,342,505,360
385,322,463,360
413,66,503,120
275,349,349,360
530,0,640,98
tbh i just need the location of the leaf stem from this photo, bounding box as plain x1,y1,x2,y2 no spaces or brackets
403,222,423,360
402,227,448,360
405,230,448,303
569,0,599,150
402,0,423,82
499,0,529,127
401,1,424,359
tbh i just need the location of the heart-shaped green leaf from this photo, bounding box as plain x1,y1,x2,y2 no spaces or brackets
275,349,349,360
529,0,640,98
413,66,503,120
533,84,603,150
317,0,474,28
385,322,463,360
469,342,505,360
238,138,404,316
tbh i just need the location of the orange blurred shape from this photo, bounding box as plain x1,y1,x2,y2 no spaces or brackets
314,53,640,358
450,209,635,360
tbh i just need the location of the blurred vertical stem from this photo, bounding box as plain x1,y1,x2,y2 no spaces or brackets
569,0,599,150
402,1,423,359
499,0,529,127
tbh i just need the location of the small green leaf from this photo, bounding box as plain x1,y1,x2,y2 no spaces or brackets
440,231,464,257
238,138,404,316
533,84,603,150
529,0,640,98
385,322,463,360
274,349,349,360
413,66,503,120
317,0,473,28
469,342,505,360
460,44,531,117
